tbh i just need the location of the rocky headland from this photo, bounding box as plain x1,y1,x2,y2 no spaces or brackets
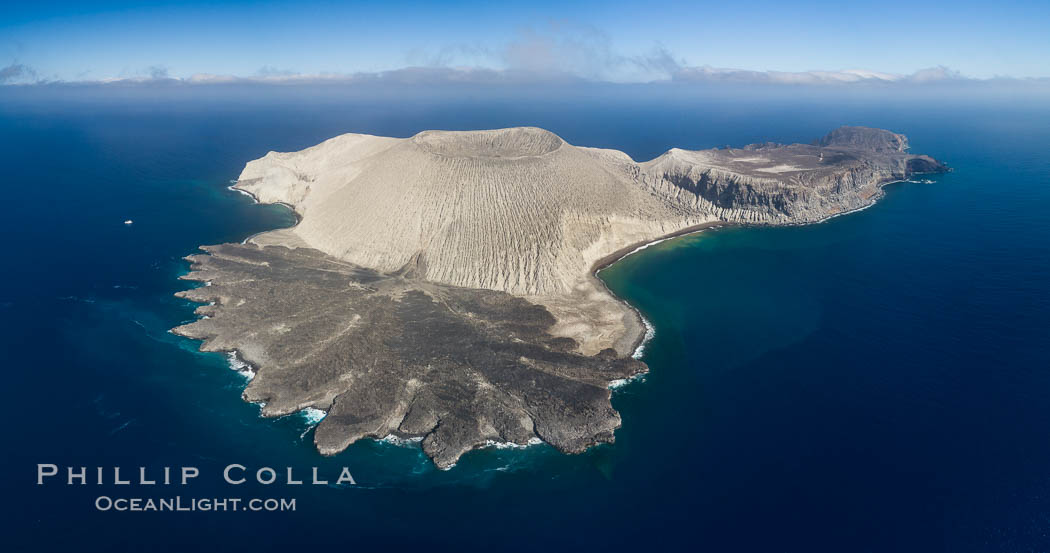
173,126,946,468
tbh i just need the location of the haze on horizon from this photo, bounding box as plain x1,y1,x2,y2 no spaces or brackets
2,0,1049,86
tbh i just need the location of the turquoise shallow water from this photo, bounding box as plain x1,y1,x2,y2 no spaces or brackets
2,90,1049,552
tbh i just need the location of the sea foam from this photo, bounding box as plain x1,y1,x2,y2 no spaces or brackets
632,314,656,360
482,437,544,450
299,407,327,425
379,434,424,447
609,372,647,390
226,351,256,381
227,184,257,202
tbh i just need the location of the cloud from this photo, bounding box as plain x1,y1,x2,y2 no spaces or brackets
405,43,495,69
16,63,1045,90
631,46,682,77
906,66,964,83
0,63,38,84
1,32,1040,91
1,19,1045,89
385,24,989,86
256,65,299,78
670,65,972,85
400,22,683,83
178,66,570,86
147,65,169,80
498,22,682,82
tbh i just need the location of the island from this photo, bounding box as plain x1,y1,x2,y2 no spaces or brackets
173,126,946,468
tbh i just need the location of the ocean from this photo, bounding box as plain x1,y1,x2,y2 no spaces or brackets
2,87,1048,552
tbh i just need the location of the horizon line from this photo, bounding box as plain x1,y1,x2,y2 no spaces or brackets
4,63,1050,88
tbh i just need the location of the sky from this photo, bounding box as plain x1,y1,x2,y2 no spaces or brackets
1,0,1049,84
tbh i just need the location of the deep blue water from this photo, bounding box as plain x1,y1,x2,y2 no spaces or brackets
2,89,1049,552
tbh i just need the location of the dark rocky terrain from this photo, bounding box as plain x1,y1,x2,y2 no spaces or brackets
173,244,644,469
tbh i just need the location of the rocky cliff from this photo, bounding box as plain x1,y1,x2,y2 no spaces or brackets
641,127,946,223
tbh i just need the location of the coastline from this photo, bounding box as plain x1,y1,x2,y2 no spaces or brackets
590,221,731,359
226,182,302,244
588,169,945,360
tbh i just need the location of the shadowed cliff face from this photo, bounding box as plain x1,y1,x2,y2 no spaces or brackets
173,243,645,469
175,126,946,468
640,126,948,222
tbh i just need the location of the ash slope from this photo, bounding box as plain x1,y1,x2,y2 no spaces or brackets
174,126,945,468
